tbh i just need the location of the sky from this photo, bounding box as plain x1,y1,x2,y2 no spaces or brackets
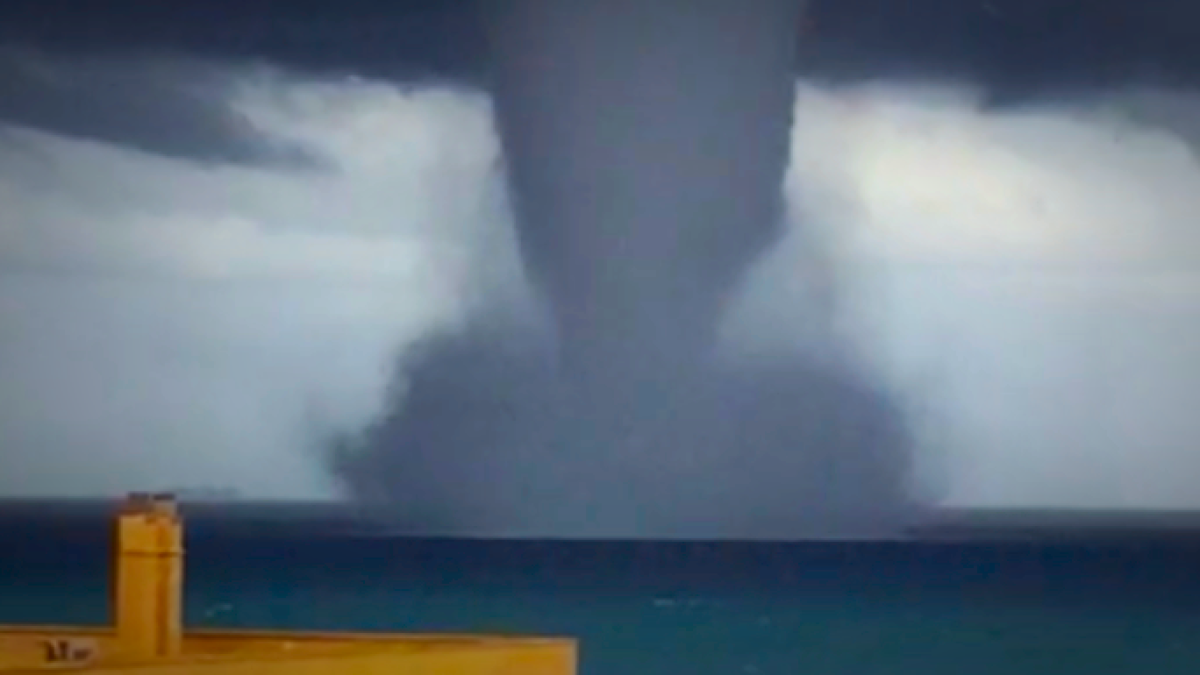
1,1,1200,514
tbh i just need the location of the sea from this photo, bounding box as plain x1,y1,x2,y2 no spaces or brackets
1,501,1199,674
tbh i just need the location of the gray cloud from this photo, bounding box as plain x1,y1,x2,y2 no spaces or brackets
734,81,1200,509
2,57,1200,515
0,71,499,498
0,46,321,166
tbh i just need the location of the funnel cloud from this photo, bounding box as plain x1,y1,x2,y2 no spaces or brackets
330,0,919,538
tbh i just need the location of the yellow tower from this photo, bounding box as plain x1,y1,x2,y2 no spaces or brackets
112,493,183,661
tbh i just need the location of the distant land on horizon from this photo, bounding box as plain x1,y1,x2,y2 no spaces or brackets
2,497,1200,543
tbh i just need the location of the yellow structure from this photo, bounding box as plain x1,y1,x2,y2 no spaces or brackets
0,493,576,674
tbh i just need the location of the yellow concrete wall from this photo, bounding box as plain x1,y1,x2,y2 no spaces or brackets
0,627,576,674
16,643,574,675
0,627,114,670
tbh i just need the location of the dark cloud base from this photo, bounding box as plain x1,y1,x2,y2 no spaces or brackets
0,46,323,167
4,0,1199,96
329,328,918,539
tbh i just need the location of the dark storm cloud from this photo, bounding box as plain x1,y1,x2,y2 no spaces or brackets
798,0,1200,97
0,0,484,166
0,0,487,83
3,0,1200,95
0,47,321,166
0,0,1181,172
6,0,1200,531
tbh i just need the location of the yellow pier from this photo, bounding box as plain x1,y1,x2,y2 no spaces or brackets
0,493,576,674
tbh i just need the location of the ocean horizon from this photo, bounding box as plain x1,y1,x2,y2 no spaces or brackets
1,500,1199,673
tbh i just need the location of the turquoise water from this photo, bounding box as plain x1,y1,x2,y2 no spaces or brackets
7,578,1200,674
3,522,1200,674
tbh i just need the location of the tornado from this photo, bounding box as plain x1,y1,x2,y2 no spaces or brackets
330,0,918,538
486,0,803,385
